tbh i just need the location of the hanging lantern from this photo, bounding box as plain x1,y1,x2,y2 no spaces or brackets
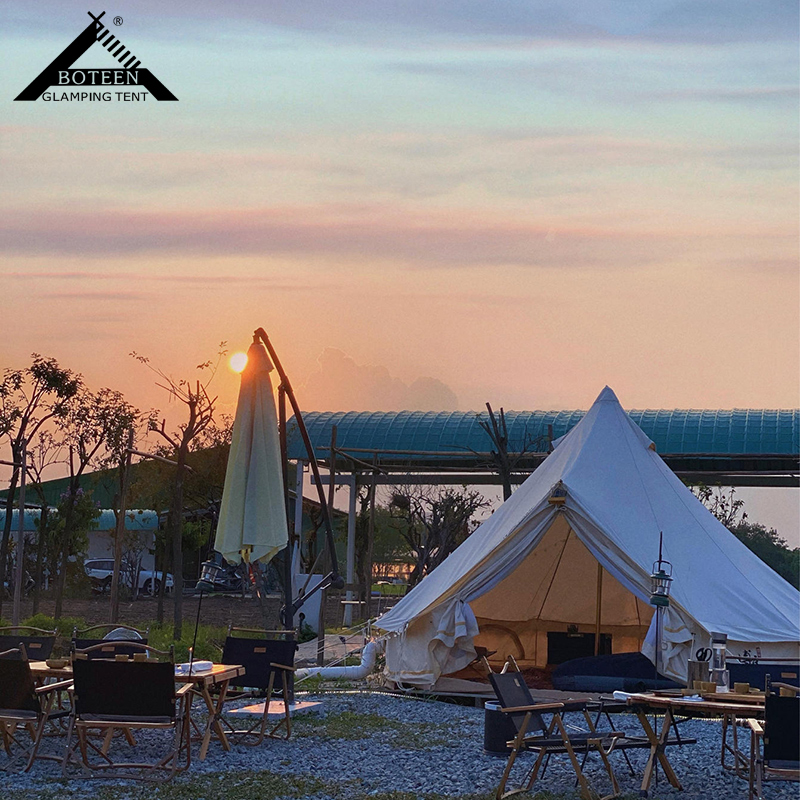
649,532,673,607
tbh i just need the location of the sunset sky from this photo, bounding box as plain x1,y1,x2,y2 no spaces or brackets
2,4,798,533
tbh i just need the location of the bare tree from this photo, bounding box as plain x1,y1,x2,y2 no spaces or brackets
0,355,81,618
132,346,223,640
389,485,489,587
475,403,547,500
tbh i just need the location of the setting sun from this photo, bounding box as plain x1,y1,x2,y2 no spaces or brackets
229,352,248,373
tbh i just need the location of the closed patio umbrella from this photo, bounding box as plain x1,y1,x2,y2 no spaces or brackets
215,340,287,566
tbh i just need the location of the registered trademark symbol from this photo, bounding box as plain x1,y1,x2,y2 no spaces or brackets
113,16,123,26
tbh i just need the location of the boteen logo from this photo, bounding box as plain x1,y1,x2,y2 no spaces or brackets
15,11,177,102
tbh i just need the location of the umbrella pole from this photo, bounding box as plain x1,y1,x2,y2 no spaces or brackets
189,588,203,672
278,385,293,633
254,328,342,586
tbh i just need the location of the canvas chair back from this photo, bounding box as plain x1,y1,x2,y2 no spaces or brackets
763,695,800,766
73,658,176,720
0,627,56,661
488,671,548,735
72,625,148,659
222,637,297,691
0,649,39,714
72,640,150,659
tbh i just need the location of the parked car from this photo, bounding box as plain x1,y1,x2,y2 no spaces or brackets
84,558,173,595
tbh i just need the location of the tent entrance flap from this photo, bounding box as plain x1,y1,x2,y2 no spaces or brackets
468,514,653,668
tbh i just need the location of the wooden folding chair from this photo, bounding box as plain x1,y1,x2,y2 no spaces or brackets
748,680,799,800
487,658,623,800
71,624,149,659
214,627,297,744
62,643,191,782
0,627,57,662
0,647,72,772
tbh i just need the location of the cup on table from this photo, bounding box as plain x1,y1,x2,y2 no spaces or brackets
701,681,717,693
733,682,750,694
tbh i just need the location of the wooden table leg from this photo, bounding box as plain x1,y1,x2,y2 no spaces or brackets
636,708,683,795
197,679,232,761
721,712,750,778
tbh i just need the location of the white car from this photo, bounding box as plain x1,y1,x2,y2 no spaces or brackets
84,558,173,595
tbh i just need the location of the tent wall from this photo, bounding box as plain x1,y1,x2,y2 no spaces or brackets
470,514,653,667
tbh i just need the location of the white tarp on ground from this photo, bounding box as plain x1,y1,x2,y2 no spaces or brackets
376,387,800,686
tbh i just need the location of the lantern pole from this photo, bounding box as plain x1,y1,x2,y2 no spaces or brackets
649,531,673,682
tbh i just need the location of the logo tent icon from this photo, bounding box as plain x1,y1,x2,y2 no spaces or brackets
15,11,177,101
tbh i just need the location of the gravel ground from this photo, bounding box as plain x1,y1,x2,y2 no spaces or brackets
2,691,796,799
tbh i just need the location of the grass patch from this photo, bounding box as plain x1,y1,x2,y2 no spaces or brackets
2,771,328,800
3,614,227,662
147,621,226,662
293,710,455,750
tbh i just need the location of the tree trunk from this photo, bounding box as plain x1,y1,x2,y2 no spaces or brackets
53,495,75,620
0,461,20,620
32,503,48,615
170,448,187,641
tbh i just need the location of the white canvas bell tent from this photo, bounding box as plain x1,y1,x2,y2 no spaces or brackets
376,387,800,688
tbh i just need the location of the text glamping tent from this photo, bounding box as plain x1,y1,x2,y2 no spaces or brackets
376,387,800,687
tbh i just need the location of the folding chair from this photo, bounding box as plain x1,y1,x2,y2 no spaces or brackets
71,624,149,659
748,679,799,800
488,658,623,800
0,647,71,772
62,643,192,781
215,627,297,744
0,627,57,661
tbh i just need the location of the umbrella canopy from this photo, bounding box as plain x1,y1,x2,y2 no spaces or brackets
214,341,288,565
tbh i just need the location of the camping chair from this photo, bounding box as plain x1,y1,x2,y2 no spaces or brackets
214,627,297,744
748,678,799,800
0,647,72,772
71,624,149,659
62,642,191,782
0,627,57,661
487,658,623,800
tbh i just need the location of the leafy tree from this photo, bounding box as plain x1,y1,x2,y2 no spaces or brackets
729,521,799,589
0,355,81,618
690,483,798,588
53,388,139,618
690,483,747,528
388,485,489,587
26,431,66,614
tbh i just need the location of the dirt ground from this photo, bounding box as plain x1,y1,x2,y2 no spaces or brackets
11,594,284,630
8,590,389,631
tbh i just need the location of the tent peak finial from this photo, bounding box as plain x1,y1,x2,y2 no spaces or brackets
595,386,620,404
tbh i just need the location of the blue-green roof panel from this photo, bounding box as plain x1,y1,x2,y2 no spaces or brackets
287,408,800,462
